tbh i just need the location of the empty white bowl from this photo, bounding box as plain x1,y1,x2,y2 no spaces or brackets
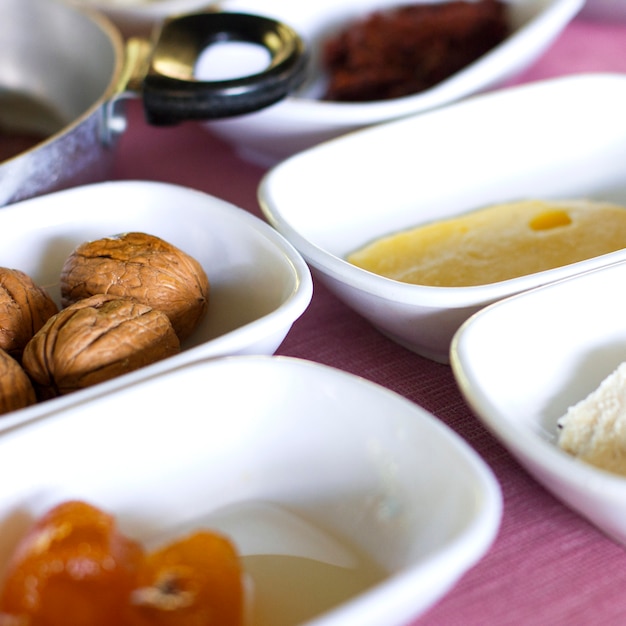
259,73,626,363
66,0,218,37
451,260,626,546
205,0,583,165
0,180,312,429
0,355,502,625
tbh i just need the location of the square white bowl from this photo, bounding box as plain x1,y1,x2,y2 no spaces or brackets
66,0,220,37
0,180,312,429
0,355,502,625
205,0,583,165
450,260,626,545
259,73,626,363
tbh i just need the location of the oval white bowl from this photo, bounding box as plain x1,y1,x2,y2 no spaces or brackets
259,73,626,363
206,0,583,165
451,260,626,545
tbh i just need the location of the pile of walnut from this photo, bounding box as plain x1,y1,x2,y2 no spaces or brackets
0,232,210,415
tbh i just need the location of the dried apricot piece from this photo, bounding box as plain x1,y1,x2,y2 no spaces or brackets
127,531,243,626
0,500,144,626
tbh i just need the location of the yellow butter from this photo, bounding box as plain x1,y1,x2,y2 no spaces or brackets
347,199,626,287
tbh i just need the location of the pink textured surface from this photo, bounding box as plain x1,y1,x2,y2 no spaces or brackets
112,15,626,625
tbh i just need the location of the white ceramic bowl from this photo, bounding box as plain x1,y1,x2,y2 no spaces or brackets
259,73,626,363
579,0,626,21
0,180,312,430
450,260,626,546
66,0,218,37
0,355,502,625
203,0,583,165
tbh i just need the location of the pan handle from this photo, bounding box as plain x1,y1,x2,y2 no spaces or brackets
138,11,308,125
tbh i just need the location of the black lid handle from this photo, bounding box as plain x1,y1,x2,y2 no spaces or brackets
141,12,308,125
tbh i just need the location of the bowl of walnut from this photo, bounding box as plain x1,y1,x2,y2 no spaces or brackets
203,0,583,165
0,180,312,426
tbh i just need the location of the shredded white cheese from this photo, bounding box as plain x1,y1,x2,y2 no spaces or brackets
558,362,626,476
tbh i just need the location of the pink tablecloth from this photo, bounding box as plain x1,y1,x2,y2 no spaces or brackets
111,16,626,625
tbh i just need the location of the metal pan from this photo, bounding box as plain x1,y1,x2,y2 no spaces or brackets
0,0,307,206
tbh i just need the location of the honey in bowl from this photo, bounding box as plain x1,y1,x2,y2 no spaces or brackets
208,501,386,626
347,199,626,287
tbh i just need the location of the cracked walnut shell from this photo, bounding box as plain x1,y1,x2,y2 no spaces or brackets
22,294,180,399
0,267,58,359
59,233,210,341
0,348,36,415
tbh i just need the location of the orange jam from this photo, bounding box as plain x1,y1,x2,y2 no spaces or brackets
0,501,244,626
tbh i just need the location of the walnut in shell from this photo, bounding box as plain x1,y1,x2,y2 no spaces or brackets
59,232,210,341
22,293,180,399
0,348,36,415
0,267,59,359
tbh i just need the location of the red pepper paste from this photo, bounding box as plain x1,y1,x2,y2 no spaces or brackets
322,0,510,102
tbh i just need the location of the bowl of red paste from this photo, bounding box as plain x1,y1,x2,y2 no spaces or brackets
203,0,583,165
